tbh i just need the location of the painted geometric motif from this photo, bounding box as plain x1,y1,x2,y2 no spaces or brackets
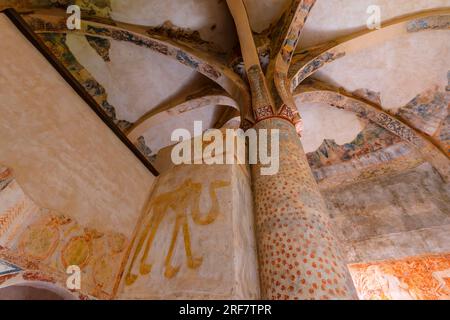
0,167,39,242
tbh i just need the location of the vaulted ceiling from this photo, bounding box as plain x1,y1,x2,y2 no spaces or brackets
2,0,449,188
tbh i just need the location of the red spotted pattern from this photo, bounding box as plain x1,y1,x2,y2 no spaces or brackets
252,118,356,300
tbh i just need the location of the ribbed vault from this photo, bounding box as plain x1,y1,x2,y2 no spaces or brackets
1,0,449,186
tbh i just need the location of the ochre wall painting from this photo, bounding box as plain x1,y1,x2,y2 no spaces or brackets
120,164,259,300
349,254,450,300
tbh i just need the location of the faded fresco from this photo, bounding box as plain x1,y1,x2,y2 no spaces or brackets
397,85,450,156
349,254,450,300
39,33,132,130
307,122,403,171
0,166,129,299
125,179,230,284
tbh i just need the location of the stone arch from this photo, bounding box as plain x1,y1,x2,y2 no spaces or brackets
127,88,240,143
289,10,450,91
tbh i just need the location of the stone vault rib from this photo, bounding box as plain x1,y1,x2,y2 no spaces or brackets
289,9,450,91
294,80,450,181
22,9,255,126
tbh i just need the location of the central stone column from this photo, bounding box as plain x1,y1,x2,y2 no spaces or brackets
252,117,356,300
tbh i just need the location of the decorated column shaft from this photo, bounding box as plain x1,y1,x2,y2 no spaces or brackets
252,118,356,299
227,0,356,299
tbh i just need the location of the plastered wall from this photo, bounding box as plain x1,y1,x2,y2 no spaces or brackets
0,13,156,298
324,163,450,264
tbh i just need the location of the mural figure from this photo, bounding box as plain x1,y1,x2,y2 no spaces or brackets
432,269,450,299
350,254,450,300
125,179,230,285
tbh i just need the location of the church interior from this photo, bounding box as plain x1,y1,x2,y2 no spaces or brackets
0,0,449,300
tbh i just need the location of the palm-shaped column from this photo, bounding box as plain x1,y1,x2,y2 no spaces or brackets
227,0,357,300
